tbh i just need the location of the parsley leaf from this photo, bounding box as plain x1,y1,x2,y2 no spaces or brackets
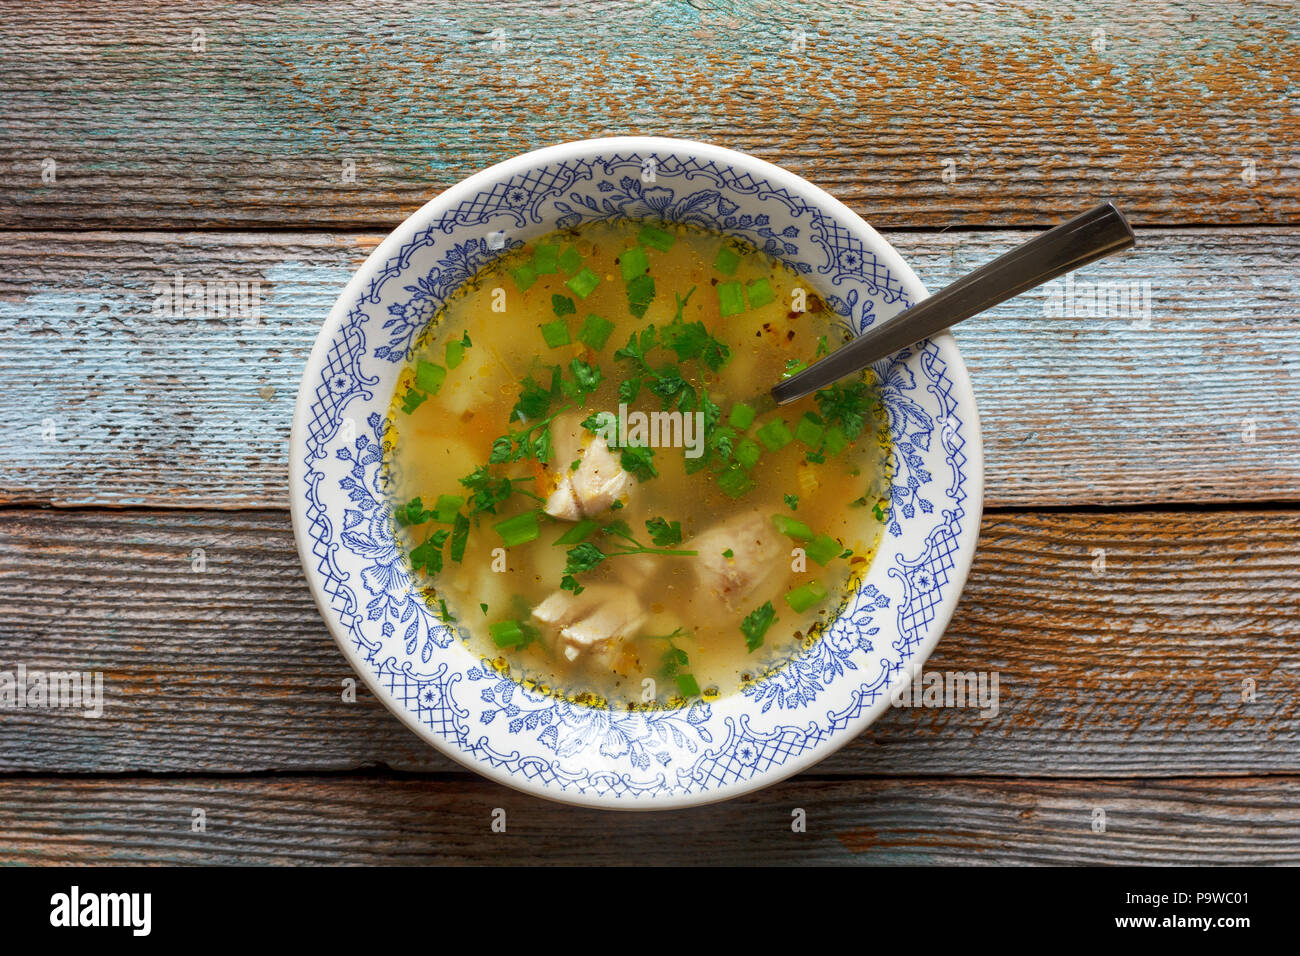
620,444,657,481
645,517,682,547
740,601,777,652
814,379,875,441
551,293,576,317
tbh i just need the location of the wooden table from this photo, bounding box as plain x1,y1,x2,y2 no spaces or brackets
1,1,1297,864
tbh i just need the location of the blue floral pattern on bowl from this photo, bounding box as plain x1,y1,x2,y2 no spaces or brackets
290,139,982,807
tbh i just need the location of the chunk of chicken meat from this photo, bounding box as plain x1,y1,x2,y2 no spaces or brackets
532,584,646,662
689,509,784,608
543,413,634,521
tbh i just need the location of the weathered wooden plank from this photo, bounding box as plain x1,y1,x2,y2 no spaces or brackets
0,774,1294,864
1,508,1295,776
1,228,1296,508
1,1,1295,229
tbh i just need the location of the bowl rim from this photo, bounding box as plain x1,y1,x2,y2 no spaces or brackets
290,135,985,809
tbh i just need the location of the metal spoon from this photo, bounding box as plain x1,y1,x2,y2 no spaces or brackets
770,202,1136,406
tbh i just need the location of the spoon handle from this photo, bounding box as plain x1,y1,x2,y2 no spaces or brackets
771,201,1136,405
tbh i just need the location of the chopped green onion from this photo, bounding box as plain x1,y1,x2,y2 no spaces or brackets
445,339,466,369
433,494,464,523
539,319,571,348
784,580,829,614
415,360,447,395
735,437,760,470
746,277,775,308
489,619,534,648
579,314,615,350
714,245,740,275
553,519,599,546
729,402,756,430
772,514,814,541
757,418,793,451
805,534,841,566
620,246,649,281
675,673,701,697
717,281,745,317
783,359,808,378
510,263,537,291
638,224,675,252
823,425,849,456
558,245,583,274
716,463,755,499
533,244,559,274
566,268,601,299
794,413,826,447
494,511,541,547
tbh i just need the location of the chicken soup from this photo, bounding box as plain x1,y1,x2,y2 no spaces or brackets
384,220,890,708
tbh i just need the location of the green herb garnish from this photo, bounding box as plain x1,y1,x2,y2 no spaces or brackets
815,379,875,441
450,512,470,562
626,272,655,318
559,530,697,595
400,388,427,414
740,601,777,651
645,517,683,547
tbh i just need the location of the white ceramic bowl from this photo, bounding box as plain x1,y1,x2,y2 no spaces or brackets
290,137,983,809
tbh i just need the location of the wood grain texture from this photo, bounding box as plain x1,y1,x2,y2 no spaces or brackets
0,774,1295,865
1,1,1295,229
2,227,1297,508
2,508,1296,776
